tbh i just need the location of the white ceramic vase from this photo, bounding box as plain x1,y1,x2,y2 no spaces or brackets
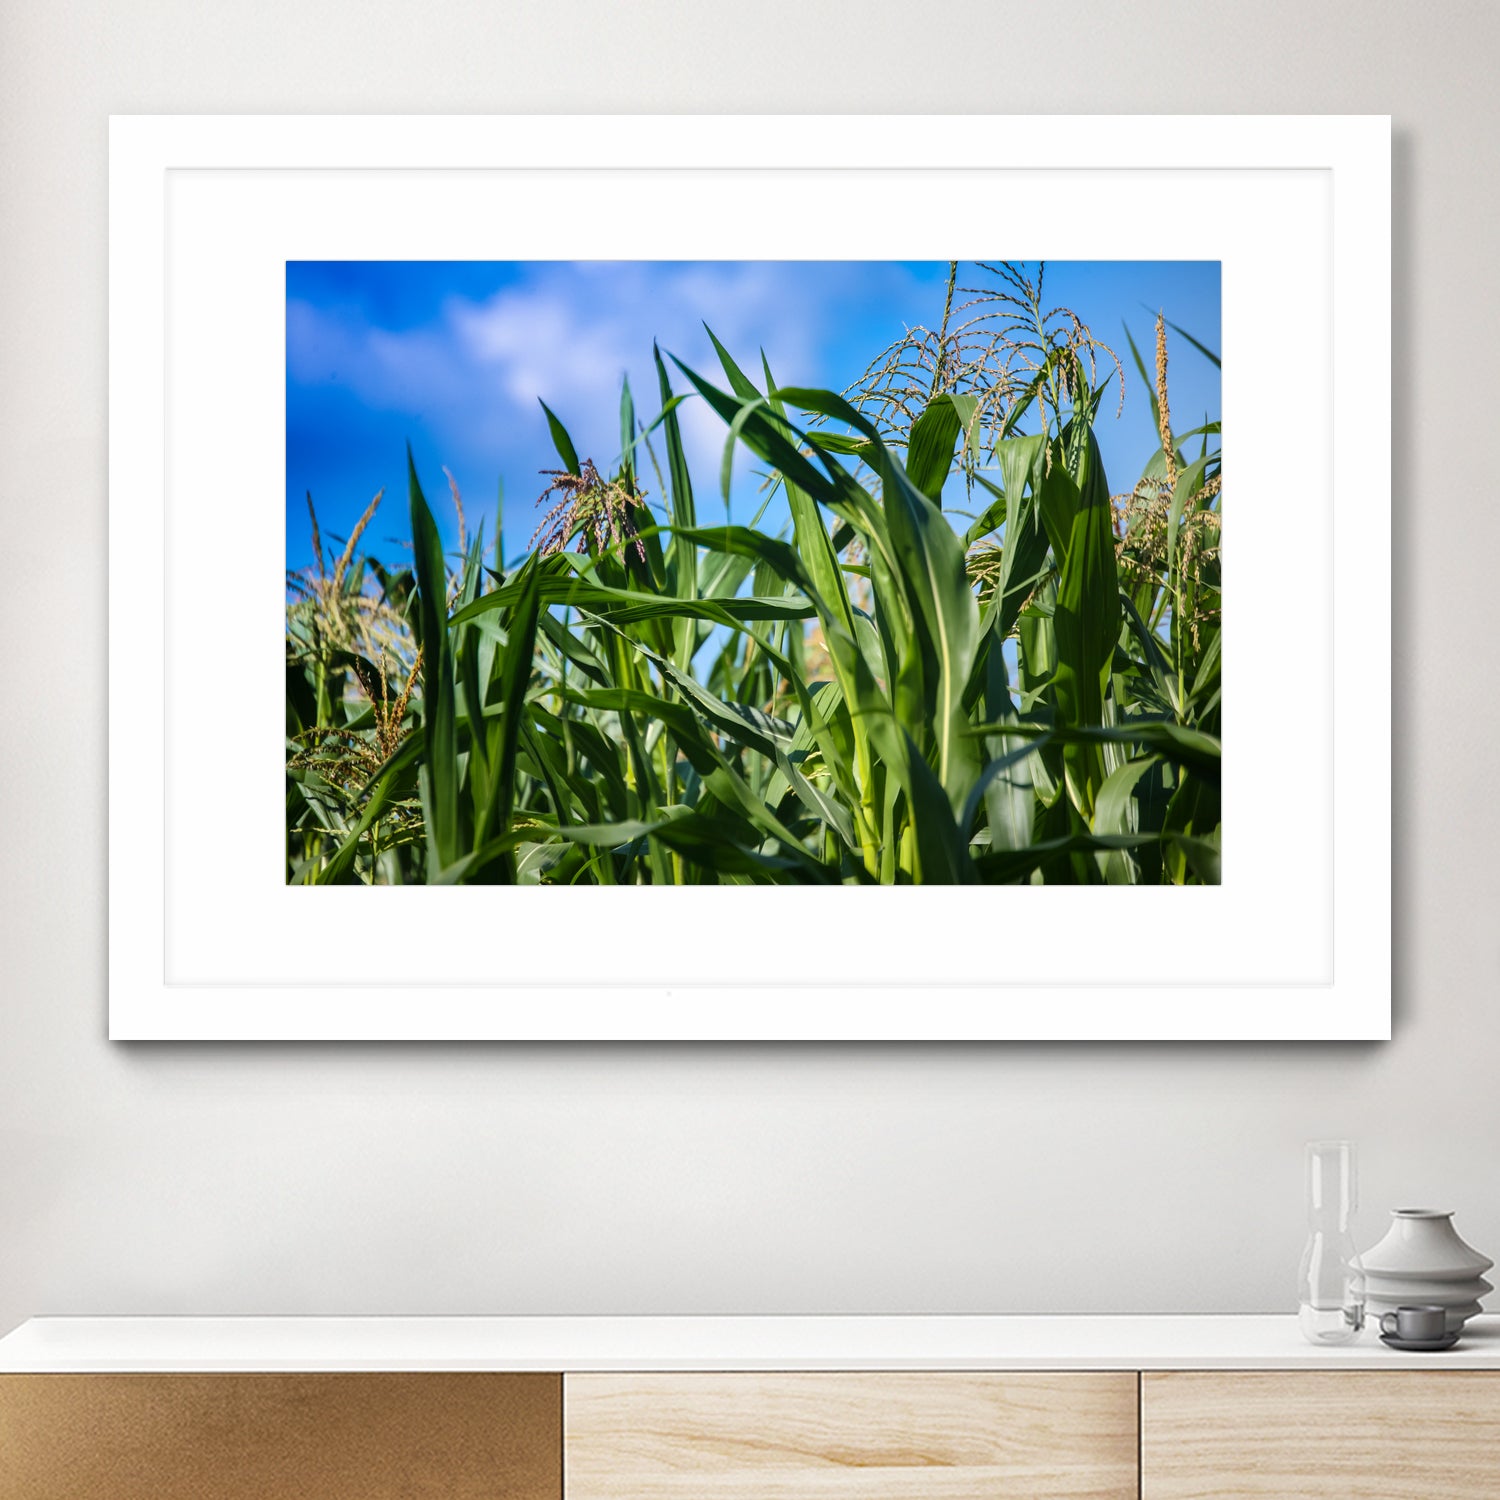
1361,1209,1493,1333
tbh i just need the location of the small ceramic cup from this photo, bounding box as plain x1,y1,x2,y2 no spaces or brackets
1380,1305,1448,1340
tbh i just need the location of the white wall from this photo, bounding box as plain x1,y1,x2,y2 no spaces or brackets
1,1,1495,1336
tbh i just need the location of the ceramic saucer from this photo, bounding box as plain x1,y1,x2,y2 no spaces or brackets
1379,1331,1460,1352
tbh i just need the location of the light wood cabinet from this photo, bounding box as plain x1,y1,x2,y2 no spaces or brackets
0,1372,561,1500
564,1372,1140,1500
4,1319,1500,1500
1141,1371,1500,1499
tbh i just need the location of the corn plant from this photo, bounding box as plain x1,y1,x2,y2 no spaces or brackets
285,263,1221,885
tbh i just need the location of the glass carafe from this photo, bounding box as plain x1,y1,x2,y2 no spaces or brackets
1298,1140,1366,1343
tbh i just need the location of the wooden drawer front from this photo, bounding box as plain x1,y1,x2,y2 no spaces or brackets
0,1372,561,1500
565,1372,1138,1500
1142,1371,1500,1499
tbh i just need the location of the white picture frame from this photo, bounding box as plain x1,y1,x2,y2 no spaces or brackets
108,114,1390,1041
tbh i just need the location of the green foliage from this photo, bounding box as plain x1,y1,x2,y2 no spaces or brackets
286,266,1221,885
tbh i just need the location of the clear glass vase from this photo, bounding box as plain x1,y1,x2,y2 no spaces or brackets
1298,1140,1366,1343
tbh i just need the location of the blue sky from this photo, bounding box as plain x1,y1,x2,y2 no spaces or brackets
286,260,1220,572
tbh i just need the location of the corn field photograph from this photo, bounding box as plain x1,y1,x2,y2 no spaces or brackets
286,259,1221,887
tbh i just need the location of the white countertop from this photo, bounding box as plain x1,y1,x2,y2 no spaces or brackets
2,1315,1498,1372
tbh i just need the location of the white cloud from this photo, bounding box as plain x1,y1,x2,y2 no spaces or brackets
442,261,823,418
448,288,633,412
286,260,918,538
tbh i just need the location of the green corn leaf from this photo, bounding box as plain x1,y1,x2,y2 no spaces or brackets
672,359,894,574
966,717,1220,786
474,552,543,878
762,355,883,873
1163,768,1222,884
964,478,1008,547
1091,754,1162,883
878,450,981,809
619,375,636,487
978,649,1037,853
1046,428,1121,815
407,445,461,868
454,527,490,787
313,773,397,885
538,399,581,476
1170,832,1222,884
807,431,871,458
704,324,763,399
962,740,1044,846
900,727,977,884
904,392,963,504
309,732,426,885
652,343,700,676
975,831,1159,885
1165,454,1211,583
453,571,814,631
647,810,831,881
984,433,1053,642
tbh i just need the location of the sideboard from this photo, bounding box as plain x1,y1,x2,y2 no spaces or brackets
1,1315,1497,1498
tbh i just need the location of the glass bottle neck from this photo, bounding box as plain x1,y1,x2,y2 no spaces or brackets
1306,1142,1356,1231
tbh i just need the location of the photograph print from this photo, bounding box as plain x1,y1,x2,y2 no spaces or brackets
285,259,1222,888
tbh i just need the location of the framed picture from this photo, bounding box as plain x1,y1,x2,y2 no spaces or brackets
108,115,1389,1040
